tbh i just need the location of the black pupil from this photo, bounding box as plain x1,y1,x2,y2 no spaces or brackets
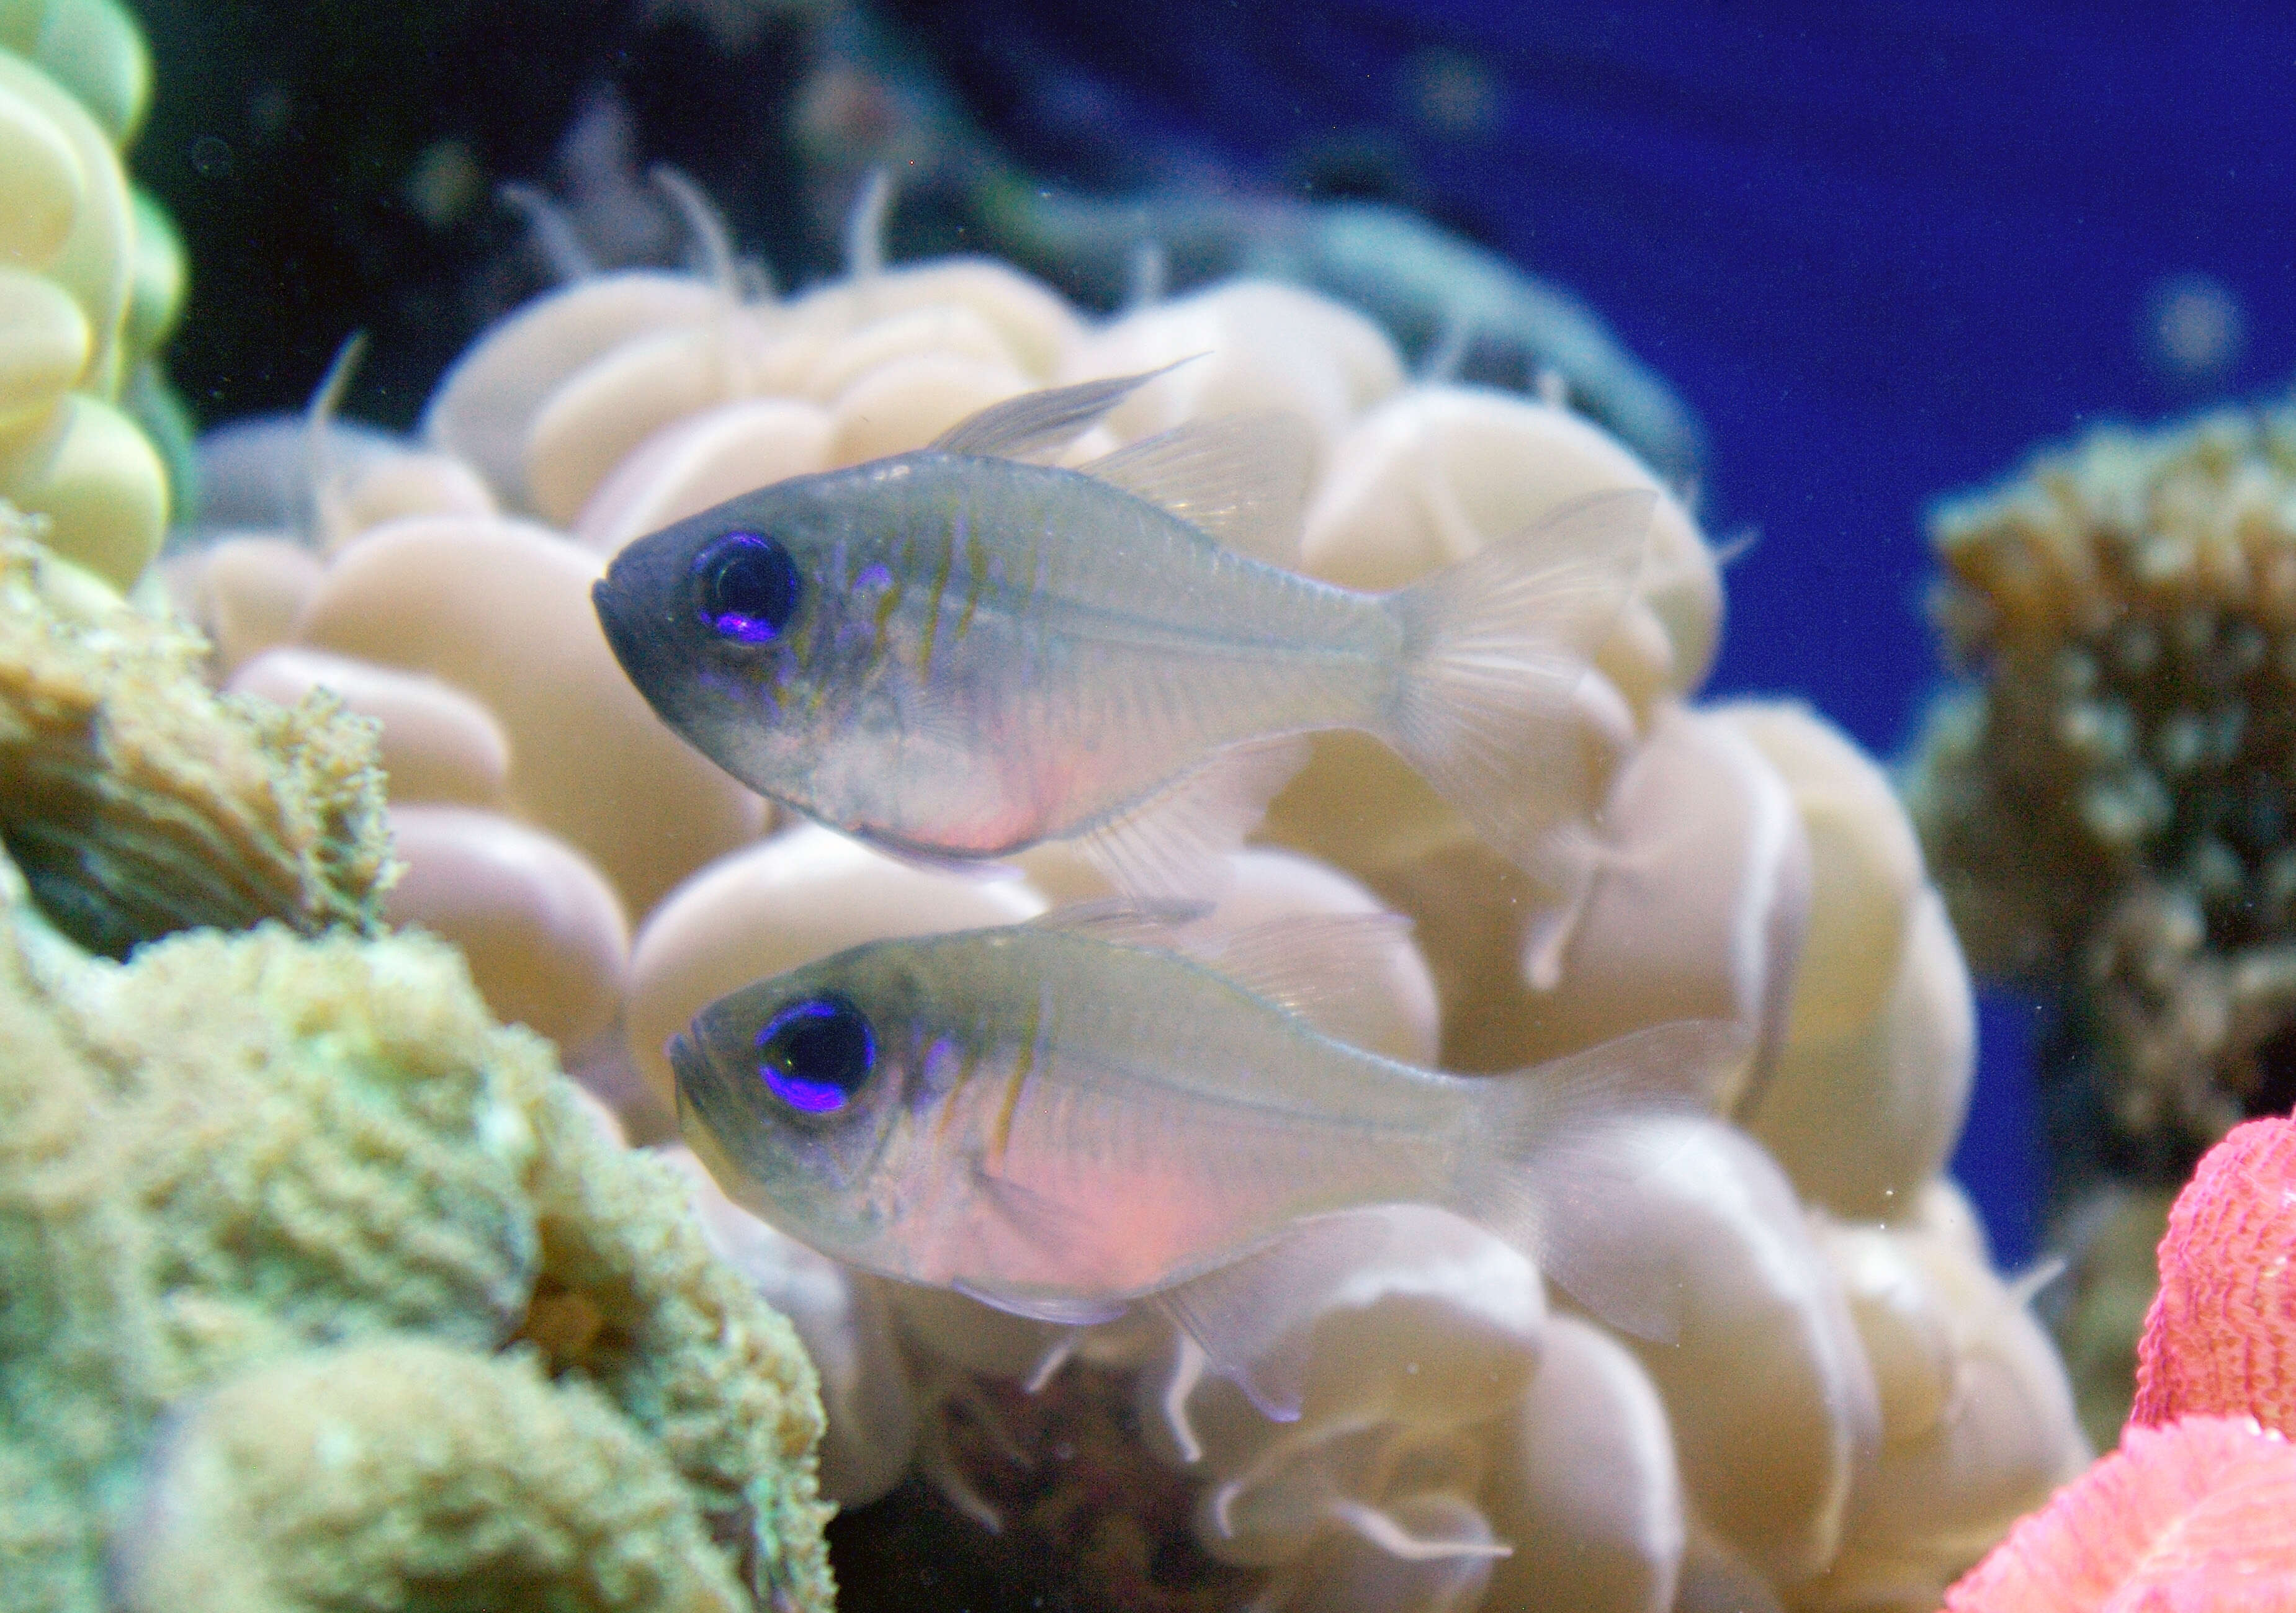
696,530,800,643
757,994,876,1113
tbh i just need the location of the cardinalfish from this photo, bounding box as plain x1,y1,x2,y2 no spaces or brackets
593,367,1653,894
670,906,1738,1413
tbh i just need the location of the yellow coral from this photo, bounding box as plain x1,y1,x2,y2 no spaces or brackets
116,1340,755,1613
0,516,389,958
1911,395,2296,1142
0,516,832,1612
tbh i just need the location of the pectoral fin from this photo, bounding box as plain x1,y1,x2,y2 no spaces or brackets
1075,735,1310,901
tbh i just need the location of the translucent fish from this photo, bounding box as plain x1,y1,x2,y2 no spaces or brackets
592,370,1654,895
671,909,1741,1411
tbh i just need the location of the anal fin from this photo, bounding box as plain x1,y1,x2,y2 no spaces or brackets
951,1277,1129,1329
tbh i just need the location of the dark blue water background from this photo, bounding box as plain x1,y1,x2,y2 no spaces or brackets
897,0,2296,1265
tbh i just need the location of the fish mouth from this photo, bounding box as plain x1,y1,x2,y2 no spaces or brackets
590,568,709,744
590,573,650,680
671,1034,754,1187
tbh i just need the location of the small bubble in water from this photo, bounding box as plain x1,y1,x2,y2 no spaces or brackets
190,135,232,177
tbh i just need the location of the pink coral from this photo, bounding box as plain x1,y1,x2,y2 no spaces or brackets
1947,1117,2296,1611
1942,1416,2296,1612
2130,1114,2296,1436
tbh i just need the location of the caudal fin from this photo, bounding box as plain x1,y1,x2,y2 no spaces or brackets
1382,488,1654,882
1455,1017,1746,1341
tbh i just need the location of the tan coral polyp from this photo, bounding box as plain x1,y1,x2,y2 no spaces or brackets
0,266,90,424
827,351,1031,465
1298,386,1720,713
330,449,496,544
1499,703,1809,1076
421,270,729,508
1484,1313,1684,1613
1060,279,1405,465
1747,889,1975,1220
383,804,630,1054
0,392,166,586
1600,1117,1878,1586
1722,698,1931,1047
169,536,325,675
784,257,1083,380
572,396,833,556
524,322,758,527
1813,1211,2087,1607
0,79,84,270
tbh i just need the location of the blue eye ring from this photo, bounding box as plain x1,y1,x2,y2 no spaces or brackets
754,993,877,1114
693,529,802,645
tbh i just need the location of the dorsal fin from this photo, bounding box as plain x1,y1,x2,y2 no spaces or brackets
1081,411,1316,565
1030,899,1417,1053
930,360,1196,462
1028,897,1212,942
1192,912,1417,1048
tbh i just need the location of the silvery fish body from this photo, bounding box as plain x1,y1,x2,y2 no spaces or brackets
602,449,1388,864
594,374,1651,887
672,917,1725,1331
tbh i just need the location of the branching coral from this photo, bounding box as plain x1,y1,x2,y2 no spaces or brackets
0,512,832,1612
1909,398,2296,1151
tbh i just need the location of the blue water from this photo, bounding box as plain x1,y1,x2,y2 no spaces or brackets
890,0,2296,1262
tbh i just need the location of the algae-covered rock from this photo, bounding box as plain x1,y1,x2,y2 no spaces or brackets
0,516,832,1613
0,509,390,957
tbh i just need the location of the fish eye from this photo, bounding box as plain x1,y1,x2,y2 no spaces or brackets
754,993,877,1114
693,530,802,645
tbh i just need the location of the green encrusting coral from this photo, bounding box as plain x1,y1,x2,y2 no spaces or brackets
0,514,833,1612
0,512,390,957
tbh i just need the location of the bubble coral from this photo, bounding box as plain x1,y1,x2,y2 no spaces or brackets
164,185,2083,1609
0,1,183,588
0,514,832,1612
